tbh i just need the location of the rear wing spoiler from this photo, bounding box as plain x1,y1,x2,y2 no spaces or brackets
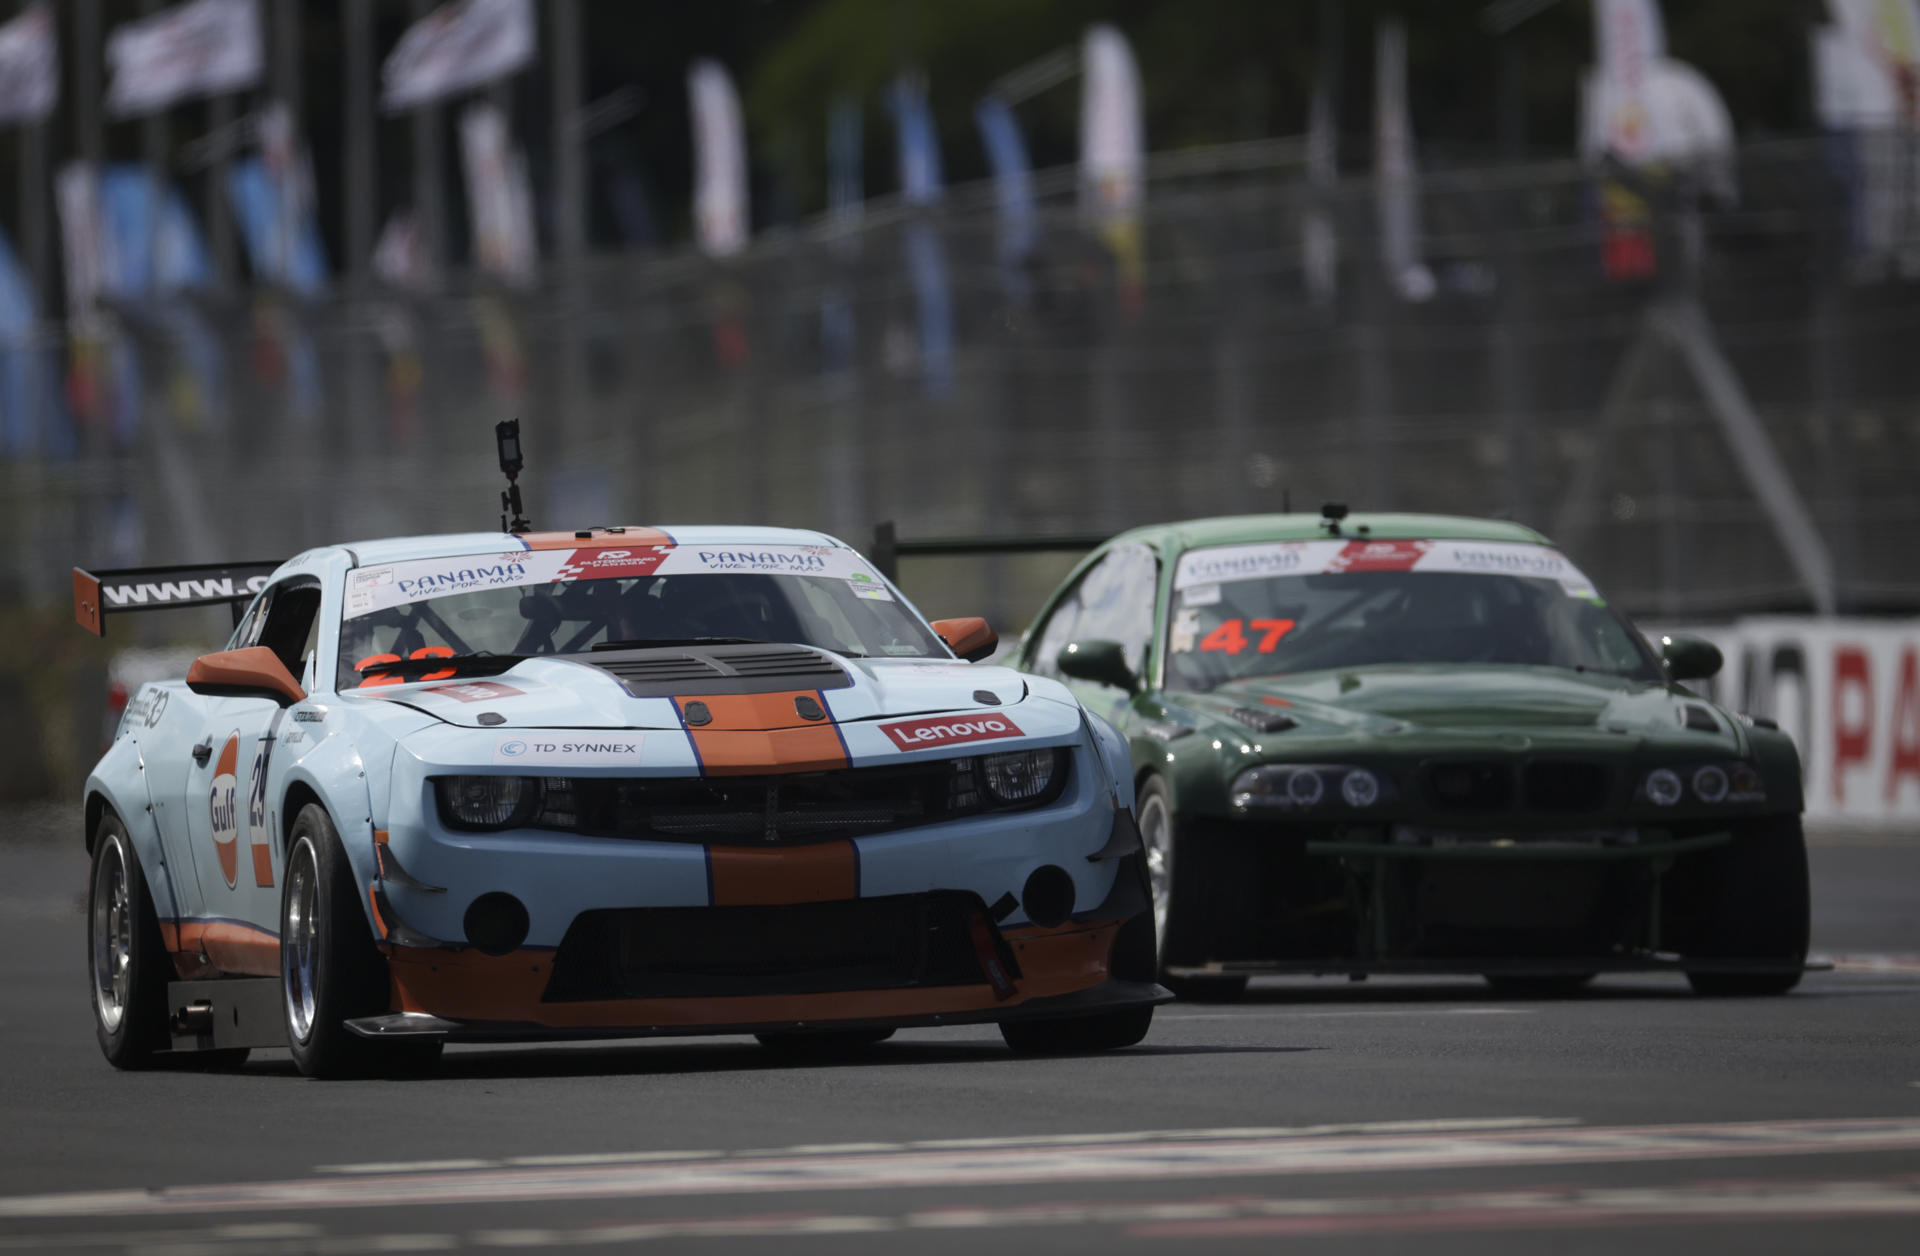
869,521,1109,581
73,561,283,637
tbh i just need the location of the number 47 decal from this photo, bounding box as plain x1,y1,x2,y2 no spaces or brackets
1200,618,1297,655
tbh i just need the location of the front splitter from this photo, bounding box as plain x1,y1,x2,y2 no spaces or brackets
346,977,1171,1042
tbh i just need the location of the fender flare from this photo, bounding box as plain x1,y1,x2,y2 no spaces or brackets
85,747,188,926
280,735,383,938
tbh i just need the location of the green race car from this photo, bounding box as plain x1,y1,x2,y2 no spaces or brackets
1013,507,1809,999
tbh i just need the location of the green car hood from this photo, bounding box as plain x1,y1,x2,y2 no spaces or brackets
1184,665,1706,741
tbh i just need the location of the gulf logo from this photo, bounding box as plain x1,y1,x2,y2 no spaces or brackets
208,733,241,888
880,714,1024,750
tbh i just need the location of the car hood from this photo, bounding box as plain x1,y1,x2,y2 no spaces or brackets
1186,664,1697,739
343,651,1029,732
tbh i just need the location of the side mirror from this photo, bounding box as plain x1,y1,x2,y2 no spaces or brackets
1660,634,1723,682
1056,639,1136,692
186,646,307,707
931,616,999,663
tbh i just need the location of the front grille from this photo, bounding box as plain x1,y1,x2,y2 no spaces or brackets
478,753,1067,844
1523,761,1610,813
1425,761,1513,813
544,890,1015,1000
581,642,852,697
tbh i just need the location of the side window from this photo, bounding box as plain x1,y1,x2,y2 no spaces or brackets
1026,544,1159,682
1027,583,1086,679
229,588,271,651
257,580,323,680
1074,543,1158,677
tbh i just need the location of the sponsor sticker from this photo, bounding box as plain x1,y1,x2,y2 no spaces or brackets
492,735,645,766
848,572,895,601
1170,607,1202,653
880,714,1025,750
207,733,242,889
552,546,674,582
1182,583,1221,607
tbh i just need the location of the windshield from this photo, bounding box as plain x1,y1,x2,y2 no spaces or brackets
336,544,944,687
1165,539,1660,691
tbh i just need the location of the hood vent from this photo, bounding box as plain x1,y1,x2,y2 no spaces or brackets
580,643,852,698
1231,706,1297,733
1681,704,1720,733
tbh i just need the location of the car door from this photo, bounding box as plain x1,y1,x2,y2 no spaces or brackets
176,578,322,969
1026,543,1159,729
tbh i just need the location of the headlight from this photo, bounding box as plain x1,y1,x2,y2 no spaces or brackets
439,775,541,829
981,749,1062,804
1641,762,1766,807
1642,768,1683,806
1232,765,1392,811
1692,764,1729,803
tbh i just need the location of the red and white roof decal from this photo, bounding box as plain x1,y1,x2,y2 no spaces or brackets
1175,539,1598,597
345,543,885,620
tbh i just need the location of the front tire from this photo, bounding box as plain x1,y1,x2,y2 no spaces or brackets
1000,1006,1153,1055
88,813,170,1069
282,805,441,1077
1138,777,1250,1003
1684,814,1809,997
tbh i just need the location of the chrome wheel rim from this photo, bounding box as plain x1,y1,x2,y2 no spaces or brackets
1139,791,1173,953
91,836,132,1034
282,837,319,1043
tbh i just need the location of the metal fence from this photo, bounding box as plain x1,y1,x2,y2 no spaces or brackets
8,134,1920,636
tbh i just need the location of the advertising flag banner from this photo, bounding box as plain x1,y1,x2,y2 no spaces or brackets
55,164,106,326
688,60,749,257
382,0,535,113
106,0,263,118
227,101,326,296
1079,24,1144,303
459,103,538,284
1304,78,1338,305
890,75,952,395
0,4,57,125
1582,0,1737,279
1374,20,1433,302
975,94,1036,305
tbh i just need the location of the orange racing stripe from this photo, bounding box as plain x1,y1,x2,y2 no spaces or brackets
676,690,848,777
160,918,280,978
708,841,858,907
518,527,673,550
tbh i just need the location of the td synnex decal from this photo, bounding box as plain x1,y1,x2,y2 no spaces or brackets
880,714,1025,750
492,736,645,766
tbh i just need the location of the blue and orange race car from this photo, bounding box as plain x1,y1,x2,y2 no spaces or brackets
76,525,1165,1077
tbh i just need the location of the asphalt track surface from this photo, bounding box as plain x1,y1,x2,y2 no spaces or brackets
2,804,1917,1254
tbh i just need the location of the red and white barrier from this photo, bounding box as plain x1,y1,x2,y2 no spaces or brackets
1652,618,1920,826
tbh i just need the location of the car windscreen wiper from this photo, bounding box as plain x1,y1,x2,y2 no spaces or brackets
588,636,768,651
356,652,525,680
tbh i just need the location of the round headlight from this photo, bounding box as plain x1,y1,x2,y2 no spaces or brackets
1287,768,1325,807
1341,769,1381,808
443,775,539,828
1644,768,1683,807
982,749,1058,803
1692,764,1729,803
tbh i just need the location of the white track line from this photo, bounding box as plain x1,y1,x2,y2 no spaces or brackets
7,1118,1920,1220
316,1117,1574,1175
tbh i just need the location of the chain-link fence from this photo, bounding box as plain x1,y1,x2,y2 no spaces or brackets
8,135,1920,639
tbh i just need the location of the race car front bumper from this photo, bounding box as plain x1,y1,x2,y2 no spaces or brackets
358,859,1166,1039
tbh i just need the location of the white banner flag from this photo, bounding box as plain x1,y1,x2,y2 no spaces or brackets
55,163,105,322
459,103,538,284
1374,20,1433,301
1079,24,1143,226
106,0,262,118
383,0,535,113
688,60,749,257
0,5,57,125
